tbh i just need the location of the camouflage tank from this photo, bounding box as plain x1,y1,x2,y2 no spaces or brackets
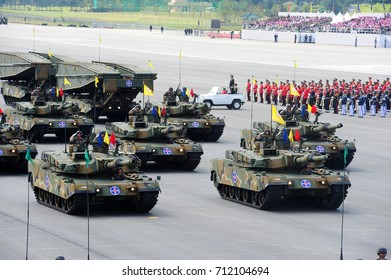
147,100,225,142
28,143,161,214
4,100,94,142
107,118,204,170
240,119,356,169
210,146,350,210
0,52,55,104
0,122,38,172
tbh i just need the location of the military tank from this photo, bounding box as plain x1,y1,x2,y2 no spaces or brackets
4,99,94,142
210,146,350,210
107,118,204,170
240,119,356,169
0,122,38,172
28,143,161,214
147,100,225,142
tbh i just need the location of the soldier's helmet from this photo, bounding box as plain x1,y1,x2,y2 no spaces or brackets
377,247,387,255
76,130,83,136
55,255,65,260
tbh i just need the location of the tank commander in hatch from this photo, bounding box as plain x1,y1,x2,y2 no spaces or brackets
69,130,84,146
128,104,144,124
300,163,312,175
163,87,178,103
254,129,273,148
112,167,126,180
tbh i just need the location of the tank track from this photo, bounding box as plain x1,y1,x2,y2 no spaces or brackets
216,184,283,210
187,125,225,142
131,191,159,213
312,185,348,210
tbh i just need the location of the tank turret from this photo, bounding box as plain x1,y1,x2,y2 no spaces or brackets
146,100,225,142
28,148,161,214
240,120,356,169
108,120,203,170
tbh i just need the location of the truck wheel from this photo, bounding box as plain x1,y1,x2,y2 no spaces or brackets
204,100,213,109
232,100,241,110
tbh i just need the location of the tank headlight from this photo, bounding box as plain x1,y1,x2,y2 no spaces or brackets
72,122,77,126
95,188,101,193
118,106,121,110
179,148,184,152
332,146,337,150
183,122,187,126
11,149,17,153
109,106,112,110
288,181,293,185
130,187,136,192
205,122,210,126
49,122,53,126
321,180,326,185
152,149,156,153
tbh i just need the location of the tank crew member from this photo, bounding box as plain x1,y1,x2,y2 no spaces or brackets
255,129,273,148
279,104,294,120
300,163,312,175
112,167,126,180
93,130,109,154
128,104,144,124
163,87,178,103
377,247,387,260
69,130,84,146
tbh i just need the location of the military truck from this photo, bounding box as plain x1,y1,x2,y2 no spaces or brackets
0,122,38,172
0,51,157,121
107,118,204,170
55,60,157,121
28,143,161,214
147,100,226,142
211,146,350,210
240,119,356,169
0,52,55,104
4,100,94,142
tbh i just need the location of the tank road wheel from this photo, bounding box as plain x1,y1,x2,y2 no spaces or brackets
54,196,61,207
251,191,259,205
33,188,39,202
222,185,229,197
44,191,50,203
234,188,242,200
228,186,235,198
61,198,68,211
66,195,84,215
48,193,55,205
38,189,45,201
132,192,159,213
243,190,250,203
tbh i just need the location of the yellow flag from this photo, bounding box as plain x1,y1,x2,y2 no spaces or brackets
186,88,190,97
148,60,154,70
157,106,161,117
99,35,102,44
272,105,286,125
64,77,71,86
275,75,279,85
95,76,99,88
294,61,298,68
104,131,109,145
56,87,59,97
143,83,153,96
48,49,52,58
288,129,294,143
308,103,312,112
290,84,300,97
252,78,257,85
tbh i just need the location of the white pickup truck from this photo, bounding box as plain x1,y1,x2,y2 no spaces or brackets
195,86,246,109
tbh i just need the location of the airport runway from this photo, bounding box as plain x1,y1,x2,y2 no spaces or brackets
0,23,390,260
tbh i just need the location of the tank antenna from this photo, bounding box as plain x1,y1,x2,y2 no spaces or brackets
339,142,349,260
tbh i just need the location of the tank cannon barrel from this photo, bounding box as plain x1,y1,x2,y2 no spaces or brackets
310,123,343,133
157,125,184,136
104,158,137,169
293,153,330,165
